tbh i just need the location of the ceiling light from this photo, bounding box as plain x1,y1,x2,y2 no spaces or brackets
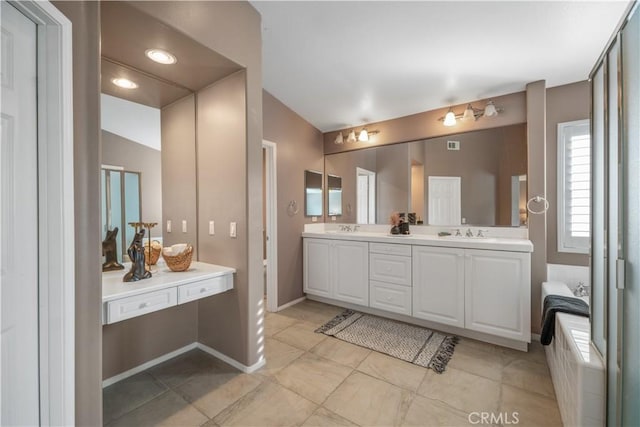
484,100,498,117
111,78,138,89
358,129,369,142
443,108,457,126
145,48,177,65
439,101,503,126
334,132,344,144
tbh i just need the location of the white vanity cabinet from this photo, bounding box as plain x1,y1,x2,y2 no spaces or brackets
369,243,412,315
303,238,369,305
412,246,465,327
464,249,531,341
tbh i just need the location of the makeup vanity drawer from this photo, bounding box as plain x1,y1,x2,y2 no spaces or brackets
369,242,412,257
106,288,178,324
370,280,412,315
178,274,233,304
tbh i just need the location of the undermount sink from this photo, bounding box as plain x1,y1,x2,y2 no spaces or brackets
440,236,498,243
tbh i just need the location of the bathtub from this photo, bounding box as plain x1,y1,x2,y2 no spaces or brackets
541,281,605,427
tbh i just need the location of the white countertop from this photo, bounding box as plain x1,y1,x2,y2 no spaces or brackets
302,230,533,253
103,261,236,303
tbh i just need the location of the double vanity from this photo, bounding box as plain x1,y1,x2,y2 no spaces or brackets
303,227,533,350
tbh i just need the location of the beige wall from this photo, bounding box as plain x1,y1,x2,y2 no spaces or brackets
161,94,198,256
51,2,103,425
102,304,197,379
546,81,590,266
133,1,263,367
102,130,163,238
376,144,410,222
263,91,324,306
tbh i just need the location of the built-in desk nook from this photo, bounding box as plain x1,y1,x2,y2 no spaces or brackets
102,261,235,325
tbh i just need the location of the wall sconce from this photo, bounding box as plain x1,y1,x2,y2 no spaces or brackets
439,101,503,126
334,128,380,144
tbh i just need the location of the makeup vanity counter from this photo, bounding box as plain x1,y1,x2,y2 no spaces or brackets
302,229,533,350
102,261,235,325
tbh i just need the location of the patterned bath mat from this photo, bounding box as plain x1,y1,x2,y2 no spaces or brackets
315,310,458,373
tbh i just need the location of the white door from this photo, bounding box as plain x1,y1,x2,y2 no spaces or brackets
1,3,40,424
303,238,332,298
464,249,530,341
333,240,368,305
428,176,461,225
356,168,376,224
412,246,465,327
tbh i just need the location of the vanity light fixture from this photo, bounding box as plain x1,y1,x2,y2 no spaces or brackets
145,48,177,65
439,100,503,126
111,78,138,89
334,128,380,144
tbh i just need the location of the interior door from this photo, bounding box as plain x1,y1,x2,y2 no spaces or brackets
428,176,461,225
0,2,40,424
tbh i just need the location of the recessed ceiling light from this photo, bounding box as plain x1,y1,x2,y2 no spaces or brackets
111,78,138,89
145,48,177,65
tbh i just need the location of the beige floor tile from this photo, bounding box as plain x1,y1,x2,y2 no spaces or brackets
278,301,343,325
417,367,501,414
402,395,471,426
257,338,305,378
264,313,298,337
107,390,208,427
302,407,357,426
149,349,221,389
448,342,504,382
324,371,412,426
213,381,317,427
501,340,548,366
310,338,371,369
502,359,555,398
275,353,353,404
500,384,562,427
103,372,168,424
273,321,327,351
177,369,262,418
456,337,502,355
357,351,427,391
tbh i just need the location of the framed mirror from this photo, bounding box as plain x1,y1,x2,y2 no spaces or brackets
327,174,342,216
305,170,323,216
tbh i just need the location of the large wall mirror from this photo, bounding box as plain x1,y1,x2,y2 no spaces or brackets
324,123,528,227
100,1,242,262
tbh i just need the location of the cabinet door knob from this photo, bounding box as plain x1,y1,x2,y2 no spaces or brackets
200,288,207,293
139,302,149,309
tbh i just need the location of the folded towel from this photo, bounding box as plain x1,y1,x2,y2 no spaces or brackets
541,295,590,345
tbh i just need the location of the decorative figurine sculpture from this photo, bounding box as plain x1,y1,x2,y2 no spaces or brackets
102,227,124,271
123,229,152,282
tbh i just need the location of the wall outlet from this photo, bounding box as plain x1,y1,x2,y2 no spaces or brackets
182,220,187,233
166,220,172,233
230,222,237,238
331,216,337,221
312,216,318,222
209,221,215,235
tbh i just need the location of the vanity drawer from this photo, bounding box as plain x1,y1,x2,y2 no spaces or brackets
106,288,178,324
369,242,411,257
178,274,233,304
370,280,412,316
369,253,412,286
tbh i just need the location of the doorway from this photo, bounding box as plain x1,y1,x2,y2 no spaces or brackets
356,167,376,224
0,1,74,425
262,141,278,312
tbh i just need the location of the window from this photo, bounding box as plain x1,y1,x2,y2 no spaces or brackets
557,119,590,253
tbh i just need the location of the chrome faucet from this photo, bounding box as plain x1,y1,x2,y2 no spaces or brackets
465,228,474,238
476,229,488,238
339,225,352,232
454,228,462,237
353,225,360,232
574,282,590,297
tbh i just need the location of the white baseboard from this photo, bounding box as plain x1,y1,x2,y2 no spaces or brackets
103,341,267,387
102,342,198,388
277,296,306,311
531,333,541,342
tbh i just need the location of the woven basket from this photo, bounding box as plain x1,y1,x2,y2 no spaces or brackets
145,241,162,266
162,244,193,272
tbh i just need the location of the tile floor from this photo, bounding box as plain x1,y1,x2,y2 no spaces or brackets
103,299,563,426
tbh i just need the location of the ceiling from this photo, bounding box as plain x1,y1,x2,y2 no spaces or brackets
101,1,242,108
253,1,630,132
